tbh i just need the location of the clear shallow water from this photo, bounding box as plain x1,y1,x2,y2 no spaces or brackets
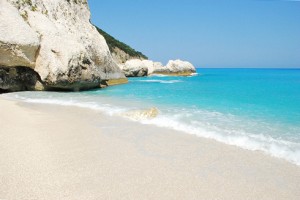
3,68,300,165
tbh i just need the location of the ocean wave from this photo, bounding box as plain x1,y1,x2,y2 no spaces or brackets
3,92,300,166
190,73,199,76
6,93,128,116
136,79,183,84
148,74,169,77
138,113,300,166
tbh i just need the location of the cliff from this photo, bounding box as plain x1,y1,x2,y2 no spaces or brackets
95,26,148,64
95,25,196,77
0,0,126,92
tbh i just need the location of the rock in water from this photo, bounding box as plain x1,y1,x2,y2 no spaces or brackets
0,66,43,92
121,107,160,121
152,59,196,76
121,59,196,77
0,0,126,92
121,59,149,77
121,59,164,77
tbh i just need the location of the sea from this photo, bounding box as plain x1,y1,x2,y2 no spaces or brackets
3,68,300,165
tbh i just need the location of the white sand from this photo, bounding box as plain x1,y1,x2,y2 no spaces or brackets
0,97,299,200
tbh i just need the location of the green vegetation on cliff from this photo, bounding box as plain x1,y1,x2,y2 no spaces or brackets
95,26,148,60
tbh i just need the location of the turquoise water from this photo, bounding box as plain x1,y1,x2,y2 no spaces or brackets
4,68,300,165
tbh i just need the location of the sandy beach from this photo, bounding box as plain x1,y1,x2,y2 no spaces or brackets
0,96,299,200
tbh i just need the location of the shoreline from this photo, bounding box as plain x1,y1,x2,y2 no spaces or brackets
0,96,300,199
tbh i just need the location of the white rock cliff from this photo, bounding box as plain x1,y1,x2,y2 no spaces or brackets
121,59,164,77
121,59,196,77
0,0,40,68
153,59,196,75
0,0,126,92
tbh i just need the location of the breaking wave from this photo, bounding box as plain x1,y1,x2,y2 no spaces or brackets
136,79,183,84
3,91,300,166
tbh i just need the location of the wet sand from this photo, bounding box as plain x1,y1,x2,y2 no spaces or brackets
0,97,299,200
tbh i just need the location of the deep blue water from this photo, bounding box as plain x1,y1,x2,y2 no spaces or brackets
4,68,300,165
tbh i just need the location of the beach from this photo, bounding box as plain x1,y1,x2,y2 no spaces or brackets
1,0,299,199
0,96,299,200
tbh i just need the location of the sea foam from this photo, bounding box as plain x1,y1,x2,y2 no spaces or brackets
135,79,183,84
139,114,300,166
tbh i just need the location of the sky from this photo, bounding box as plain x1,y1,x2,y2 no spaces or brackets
88,0,300,68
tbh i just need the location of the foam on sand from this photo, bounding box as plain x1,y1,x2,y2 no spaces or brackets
139,114,300,166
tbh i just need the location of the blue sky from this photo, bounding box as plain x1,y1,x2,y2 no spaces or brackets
89,0,300,68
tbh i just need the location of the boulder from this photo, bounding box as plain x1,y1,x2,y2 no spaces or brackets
153,59,196,76
122,59,149,77
121,59,196,77
144,60,164,75
121,59,164,77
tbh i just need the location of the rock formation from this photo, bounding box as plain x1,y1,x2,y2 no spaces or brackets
0,66,43,93
120,59,148,77
152,59,196,76
0,0,126,92
0,0,197,92
121,59,196,77
120,59,164,77
0,0,40,68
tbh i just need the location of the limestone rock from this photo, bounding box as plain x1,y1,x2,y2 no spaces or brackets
122,59,196,77
122,59,149,77
153,59,196,76
166,60,196,73
147,61,164,75
95,26,148,65
0,0,40,68
111,47,141,65
121,59,164,77
0,0,126,92
0,66,43,92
